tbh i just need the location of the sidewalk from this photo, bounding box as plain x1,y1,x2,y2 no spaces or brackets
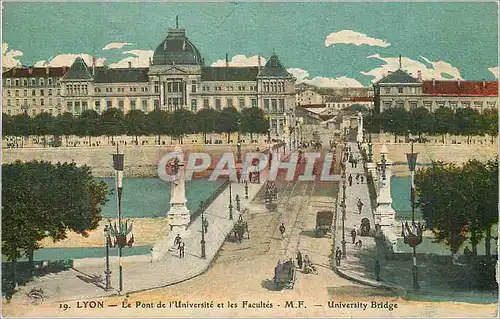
333,142,404,295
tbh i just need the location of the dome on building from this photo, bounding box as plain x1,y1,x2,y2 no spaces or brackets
152,28,203,66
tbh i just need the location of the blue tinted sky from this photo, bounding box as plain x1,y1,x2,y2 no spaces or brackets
2,2,498,87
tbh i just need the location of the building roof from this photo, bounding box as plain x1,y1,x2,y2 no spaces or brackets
376,69,420,84
152,28,203,66
62,57,93,80
349,96,373,102
201,67,259,81
2,66,68,77
93,67,149,83
422,80,498,96
258,54,292,78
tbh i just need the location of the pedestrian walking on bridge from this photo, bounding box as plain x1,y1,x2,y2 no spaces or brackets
375,260,381,281
178,240,185,258
335,247,342,266
351,228,357,244
279,223,286,239
348,174,353,186
357,198,364,214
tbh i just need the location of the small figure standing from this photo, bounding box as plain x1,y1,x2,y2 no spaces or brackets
355,173,360,184
335,247,342,266
375,260,381,281
279,223,286,239
296,251,303,270
357,198,364,214
348,174,353,186
360,175,364,184
351,228,357,244
150,248,154,263
203,218,209,233
178,240,185,258
174,234,182,246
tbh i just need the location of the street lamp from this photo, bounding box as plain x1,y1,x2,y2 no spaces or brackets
368,132,373,163
237,119,242,164
229,180,233,220
235,194,241,212
403,141,423,290
112,145,125,293
200,201,206,259
341,167,347,258
244,180,249,199
104,224,112,291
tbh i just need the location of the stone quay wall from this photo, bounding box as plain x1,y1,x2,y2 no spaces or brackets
2,144,267,178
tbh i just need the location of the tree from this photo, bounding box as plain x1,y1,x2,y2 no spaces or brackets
2,161,109,277
124,109,147,144
380,107,409,142
100,108,125,143
241,107,269,141
455,108,480,144
194,108,217,143
170,109,195,144
216,107,240,143
408,107,430,140
3,113,13,137
11,113,33,147
482,108,498,144
431,107,454,143
56,112,76,147
146,109,171,145
33,112,56,147
76,110,100,145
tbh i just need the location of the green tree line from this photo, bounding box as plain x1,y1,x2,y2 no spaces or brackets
2,106,270,146
364,107,498,143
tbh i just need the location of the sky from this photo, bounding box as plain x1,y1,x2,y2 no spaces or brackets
2,2,498,88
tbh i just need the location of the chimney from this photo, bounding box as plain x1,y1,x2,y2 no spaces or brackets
482,80,486,89
258,55,262,71
92,57,96,76
457,79,461,87
128,61,132,70
225,53,229,67
432,78,435,87
45,66,49,75
28,66,33,75
417,70,422,81
149,57,152,66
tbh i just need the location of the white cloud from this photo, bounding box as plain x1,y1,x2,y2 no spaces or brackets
211,54,267,67
360,54,463,83
108,50,153,68
325,30,390,48
34,54,106,67
102,42,133,50
288,67,364,88
488,66,498,79
2,43,23,68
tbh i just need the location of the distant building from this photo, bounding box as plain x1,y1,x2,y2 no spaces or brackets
296,89,324,105
2,24,296,137
373,68,498,114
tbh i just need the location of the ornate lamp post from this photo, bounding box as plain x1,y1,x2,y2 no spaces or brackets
229,181,233,220
237,119,242,164
112,145,125,292
200,201,206,259
341,167,347,258
368,132,373,162
403,141,423,290
235,194,241,212
244,180,249,199
104,224,112,291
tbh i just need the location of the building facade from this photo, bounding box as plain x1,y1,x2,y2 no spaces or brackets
374,69,498,114
2,25,296,137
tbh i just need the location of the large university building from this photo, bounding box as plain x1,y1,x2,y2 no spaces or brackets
2,25,296,136
374,68,498,114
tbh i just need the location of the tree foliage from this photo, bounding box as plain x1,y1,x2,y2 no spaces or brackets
2,161,109,263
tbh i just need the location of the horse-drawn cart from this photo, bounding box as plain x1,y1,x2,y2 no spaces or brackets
273,260,296,290
232,219,250,243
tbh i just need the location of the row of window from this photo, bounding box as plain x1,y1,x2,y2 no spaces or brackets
262,81,286,93
383,87,419,94
5,77,58,87
263,99,286,113
6,97,61,107
383,100,497,110
6,89,60,97
202,85,257,92
66,84,89,96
